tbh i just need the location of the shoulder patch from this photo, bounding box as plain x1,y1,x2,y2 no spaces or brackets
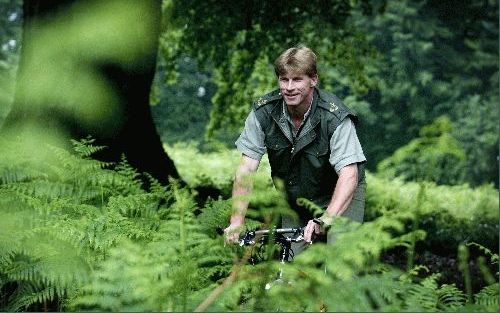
256,97,269,107
316,89,357,121
253,89,282,110
328,101,339,113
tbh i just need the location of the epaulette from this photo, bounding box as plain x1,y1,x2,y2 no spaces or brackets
316,89,357,121
252,89,282,110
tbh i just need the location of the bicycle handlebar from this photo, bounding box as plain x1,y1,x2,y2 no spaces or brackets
239,227,305,247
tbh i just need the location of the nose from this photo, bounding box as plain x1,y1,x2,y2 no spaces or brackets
286,79,294,90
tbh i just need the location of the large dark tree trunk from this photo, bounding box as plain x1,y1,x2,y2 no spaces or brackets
2,0,180,185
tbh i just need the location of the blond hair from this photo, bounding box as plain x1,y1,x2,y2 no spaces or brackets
274,45,317,77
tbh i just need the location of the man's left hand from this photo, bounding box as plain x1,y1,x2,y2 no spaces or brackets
304,219,323,243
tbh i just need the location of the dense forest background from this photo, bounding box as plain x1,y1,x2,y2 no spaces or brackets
0,0,498,311
2,0,498,187
151,0,499,187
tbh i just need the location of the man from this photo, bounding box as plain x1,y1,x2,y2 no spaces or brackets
224,45,366,246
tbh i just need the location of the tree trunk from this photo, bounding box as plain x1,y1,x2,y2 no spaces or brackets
2,0,180,185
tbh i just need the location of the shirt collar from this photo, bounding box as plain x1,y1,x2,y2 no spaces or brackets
281,95,314,124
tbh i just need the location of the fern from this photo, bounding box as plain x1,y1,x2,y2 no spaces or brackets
467,242,499,265
474,283,499,310
437,284,467,310
70,181,232,312
70,137,107,159
197,198,232,237
1,138,498,312
0,137,183,310
114,155,144,193
198,197,428,312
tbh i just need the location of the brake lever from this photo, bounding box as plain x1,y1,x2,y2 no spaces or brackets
239,230,256,246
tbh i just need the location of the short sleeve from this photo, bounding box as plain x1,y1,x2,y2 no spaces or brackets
329,118,366,173
235,110,266,161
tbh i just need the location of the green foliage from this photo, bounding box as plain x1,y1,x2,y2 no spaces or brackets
353,0,498,186
365,173,499,254
0,0,21,60
167,144,499,256
5,0,161,142
165,142,272,196
1,0,496,309
0,0,21,128
377,116,467,185
451,94,499,186
0,140,498,311
170,145,498,311
0,137,221,311
161,0,381,139
403,273,469,311
151,57,218,145
153,0,498,186
70,182,233,312
474,284,500,310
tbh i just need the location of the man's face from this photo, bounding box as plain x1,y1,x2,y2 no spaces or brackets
278,71,318,107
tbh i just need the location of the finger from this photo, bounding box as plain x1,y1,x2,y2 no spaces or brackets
223,228,235,244
304,221,314,242
226,229,241,244
230,233,239,243
308,224,315,241
314,224,321,234
303,223,310,242
227,235,235,244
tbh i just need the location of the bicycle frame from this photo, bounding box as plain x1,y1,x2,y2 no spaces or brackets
239,227,305,289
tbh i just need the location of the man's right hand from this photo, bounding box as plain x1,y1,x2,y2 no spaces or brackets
224,223,244,245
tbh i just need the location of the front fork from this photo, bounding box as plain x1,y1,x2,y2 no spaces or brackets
265,240,292,290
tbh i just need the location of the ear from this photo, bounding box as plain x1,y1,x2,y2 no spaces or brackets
310,74,318,87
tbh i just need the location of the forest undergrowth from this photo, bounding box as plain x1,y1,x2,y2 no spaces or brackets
0,139,498,312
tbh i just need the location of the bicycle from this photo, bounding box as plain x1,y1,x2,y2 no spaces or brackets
238,227,305,290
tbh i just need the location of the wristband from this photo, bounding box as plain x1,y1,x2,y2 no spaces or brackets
316,215,334,226
312,218,324,226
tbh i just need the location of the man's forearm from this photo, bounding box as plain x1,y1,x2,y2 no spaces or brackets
324,164,358,220
304,164,359,242
230,175,251,225
228,155,260,226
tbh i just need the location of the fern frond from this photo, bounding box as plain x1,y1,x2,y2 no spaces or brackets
70,137,107,158
6,180,103,203
296,197,323,216
197,198,232,237
115,155,143,189
0,165,47,185
474,283,499,309
467,242,499,264
7,284,59,312
437,283,467,310
403,274,440,311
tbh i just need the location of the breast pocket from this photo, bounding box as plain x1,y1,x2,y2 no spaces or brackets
265,135,291,175
303,142,330,170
